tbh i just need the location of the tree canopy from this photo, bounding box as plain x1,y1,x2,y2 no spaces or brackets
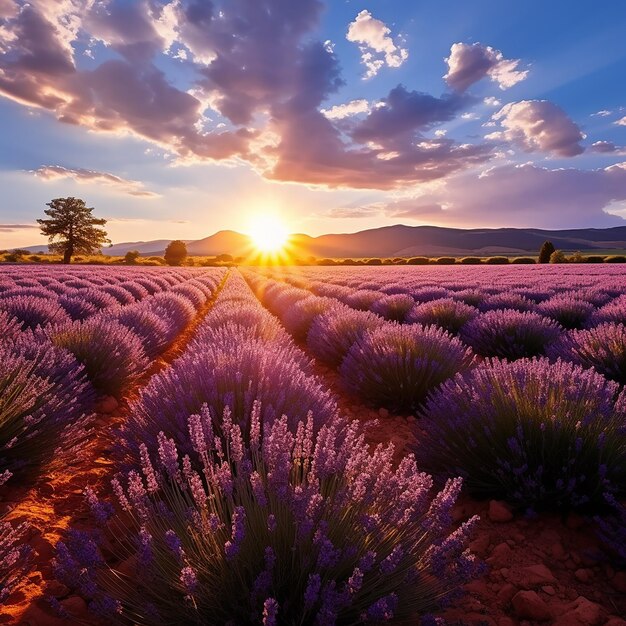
538,240,556,264
37,197,110,264
164,240,188,266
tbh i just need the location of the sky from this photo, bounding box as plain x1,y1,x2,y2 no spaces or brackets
1,0,626,248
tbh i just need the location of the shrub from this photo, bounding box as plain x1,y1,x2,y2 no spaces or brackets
585,255,606,264
58,294,99,320
118,281,150,301
48,318,149,396
370,294,415,323
548,323,626,384
434,257,456,265
109,306,174,358
164,241,188,266
0,339,94,483
0,521,31,603
0,310,22,342
307,308,384,367
604,255,626,263
124,250,140,264
150,292,197,334
344,289,381,311
414,358,626,510
57,413,481,624
365,258,383,265
591,296,626,326
406,256,429,265
536,295,595,329
340,324,474,412
459,257,482,265
511,257,536,264
461,310,562,360
407,299,478,335
0,295,71,330
281,297,339,341
479,293,535,313
549,250,568,264
118,338,338,467
102,285,136,305
484,256,509,265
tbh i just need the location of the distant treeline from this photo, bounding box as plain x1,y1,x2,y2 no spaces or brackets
3,249,626,266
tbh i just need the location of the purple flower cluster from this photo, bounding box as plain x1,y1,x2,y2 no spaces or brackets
461,309,563,360
536,295,595,329
407,298,478,335
118,273,337,468
0,521,31,603
340,324,474,412
413,358,626,510
57,408,481,624
595,493,626,565
548,323,626,384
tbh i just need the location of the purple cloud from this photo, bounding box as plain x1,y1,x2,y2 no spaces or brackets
380,162,626,228
488,100,585,157
444,42,528,92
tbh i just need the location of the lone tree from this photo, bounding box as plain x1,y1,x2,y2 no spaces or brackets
37,197,110,264
164,240,188,266
538,240,556,264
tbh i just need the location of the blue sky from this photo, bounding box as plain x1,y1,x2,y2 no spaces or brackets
1,0,625,247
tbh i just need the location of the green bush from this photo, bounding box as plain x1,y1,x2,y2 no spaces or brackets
365,258,383,265
484,256,509,265
407,256,429,265
124,250,140,264
511,257,536,264
459,257,482,265
434,257,456,265
586,255,606,263
604,255,626,263
549,250,568,264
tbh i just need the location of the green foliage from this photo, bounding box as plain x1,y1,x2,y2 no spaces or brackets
511,257,536,264
164,240,188,266
37,197,109,264
407,256,429,265
586,255,606,263
434,257,456,265
567,251,586,264
459,257,482,265
604,255,626,263
549,250,568,264
124,250,141,264
538,240,556,264
484,256,509,265
365,258,383,265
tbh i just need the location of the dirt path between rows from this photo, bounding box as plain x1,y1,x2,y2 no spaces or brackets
1,270,230,626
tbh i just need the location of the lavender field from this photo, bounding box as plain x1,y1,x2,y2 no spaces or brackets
1,264,625,625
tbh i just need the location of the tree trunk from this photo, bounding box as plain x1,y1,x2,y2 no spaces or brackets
63,245,73,264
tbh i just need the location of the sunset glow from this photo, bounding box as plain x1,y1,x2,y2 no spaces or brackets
247,214,290,254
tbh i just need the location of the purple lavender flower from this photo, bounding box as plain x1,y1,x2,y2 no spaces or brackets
340,323,474,412
407,298,478,335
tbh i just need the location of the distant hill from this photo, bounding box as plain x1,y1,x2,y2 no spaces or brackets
19,224,626,258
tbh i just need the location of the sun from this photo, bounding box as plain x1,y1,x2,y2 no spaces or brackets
247,214,290,254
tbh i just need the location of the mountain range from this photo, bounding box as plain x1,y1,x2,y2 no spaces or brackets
20,224,626,258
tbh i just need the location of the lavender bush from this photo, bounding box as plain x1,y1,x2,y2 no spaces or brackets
414,358,626,510
461,309,563,360
548,323,626,384
0,310,21,343
371,294,415,323
591,296,626,326
307,308,384,367
595,493,626,565
281,296,339,341
48,318,149,396
536,295,595,329
0,295,71,330
0,521,31,603
340,324,474,412
407,299,478,335
118,337,337,468
57,410,481,624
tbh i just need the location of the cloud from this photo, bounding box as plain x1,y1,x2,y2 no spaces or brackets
489,100,585,157
591,110,612,117
444,42,528,92
346,10,408,79
33,165,160,197
0,223,38,232
322,99,370,120
378,162,626,228
616,116,626,126
590,140,626,155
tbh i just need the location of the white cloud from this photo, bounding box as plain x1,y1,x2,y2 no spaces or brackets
346,10,408,79
615,116,626,126
321,99,370,120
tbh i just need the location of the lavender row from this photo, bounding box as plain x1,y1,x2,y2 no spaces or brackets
0,266,223,330
54,271,481,624
246,268,626,386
